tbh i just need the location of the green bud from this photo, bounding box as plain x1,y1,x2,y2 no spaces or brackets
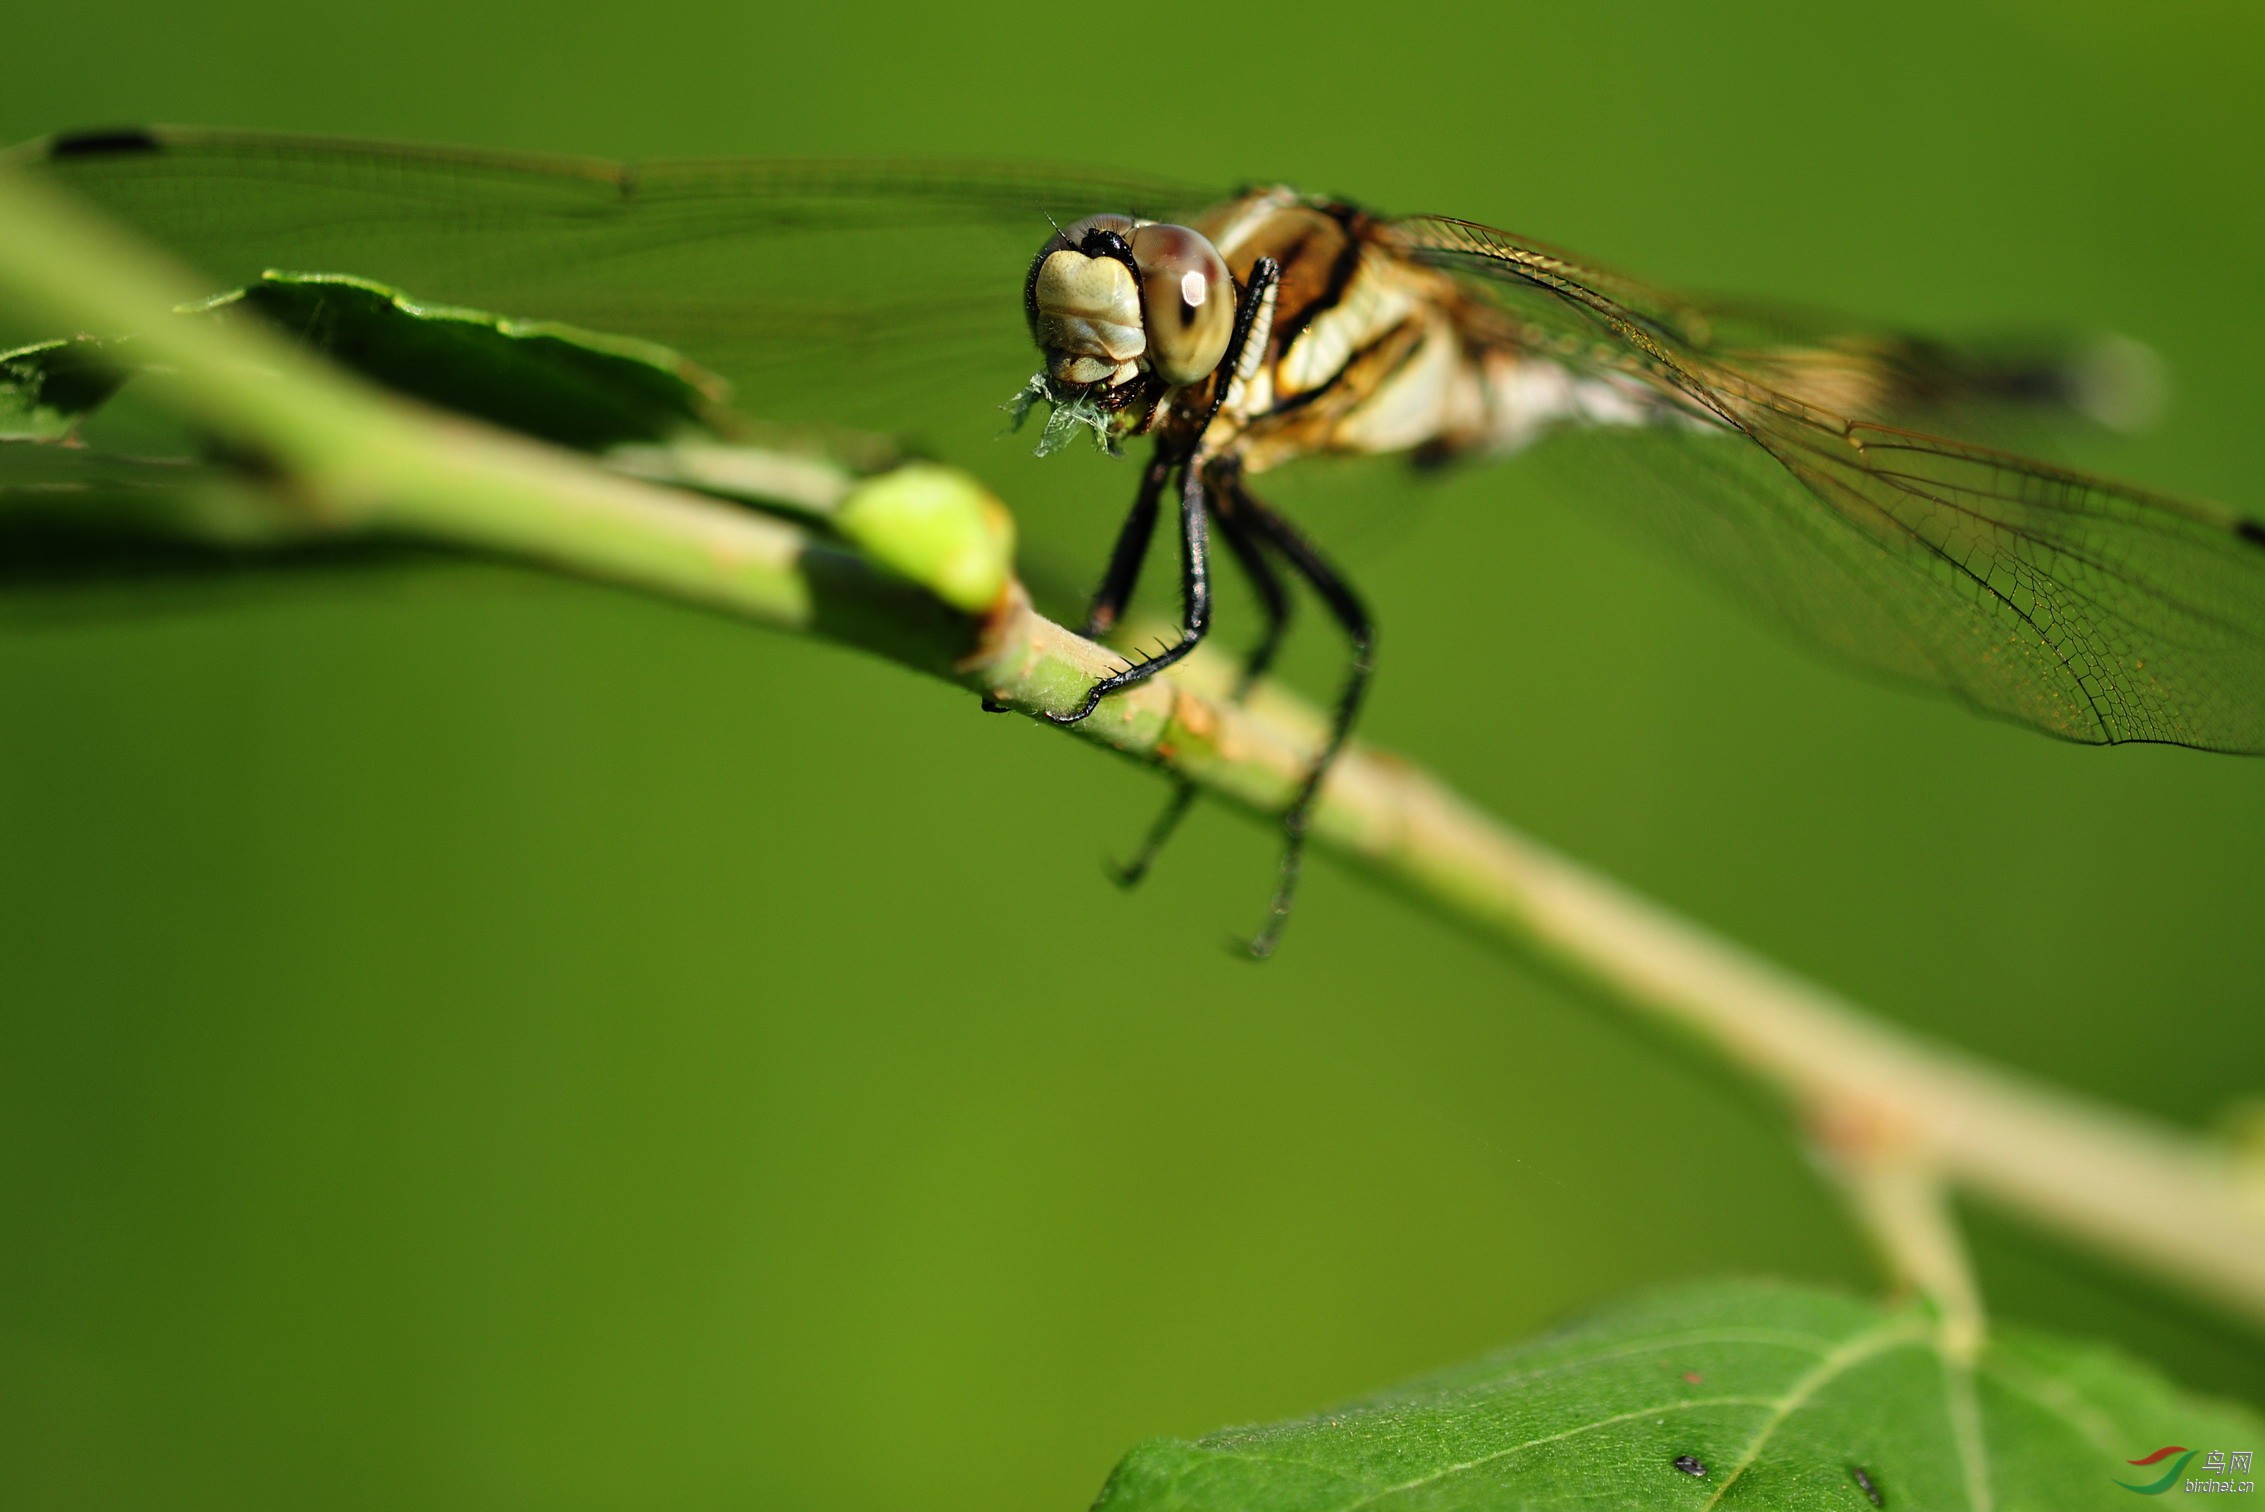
836,463,1016,613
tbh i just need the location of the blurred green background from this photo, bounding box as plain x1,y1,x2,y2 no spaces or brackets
4,0,2262,1507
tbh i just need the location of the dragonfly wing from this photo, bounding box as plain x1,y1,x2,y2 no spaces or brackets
4,127,1216,444
1394,214,2265,752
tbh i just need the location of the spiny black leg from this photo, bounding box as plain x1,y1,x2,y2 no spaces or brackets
1045,463,1212,726
1060,255,1283,874
988,450,1168,714
1046,254,1277,726
1232,478,1375,959
1084,449,1173,637
1214,491,1293,698
1196,256,1280,433
1108,496,1294,888
1105,782,1198,888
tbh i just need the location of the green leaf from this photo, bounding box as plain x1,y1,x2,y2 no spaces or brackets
189,271,731,451
0,336,131,441
1094,1280,2263,1512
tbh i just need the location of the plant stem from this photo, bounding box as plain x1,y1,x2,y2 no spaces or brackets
1814,1117,1986,1360
5,164,2261,1331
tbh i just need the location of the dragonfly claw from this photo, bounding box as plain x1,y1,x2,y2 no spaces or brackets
1043,671,1123,724
1225,930,1276,962
1042,692,1104,725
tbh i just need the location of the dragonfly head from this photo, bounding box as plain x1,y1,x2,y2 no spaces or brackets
1024,215,1234,394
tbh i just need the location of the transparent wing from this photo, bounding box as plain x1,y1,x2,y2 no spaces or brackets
1397,214,2265,752
3,127,1216,444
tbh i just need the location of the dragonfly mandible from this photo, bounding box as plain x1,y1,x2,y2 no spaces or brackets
12,128,2265,955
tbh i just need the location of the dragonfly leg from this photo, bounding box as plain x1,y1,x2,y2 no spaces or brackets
1105,783,1200,889
1067,257,1278,867
1215,490,1294,697
1044,462,1213,726
1068,248,1275,684
985,448,1173,714
1082,448,1173,637
1229,475,1375,960
1107,495,1293,888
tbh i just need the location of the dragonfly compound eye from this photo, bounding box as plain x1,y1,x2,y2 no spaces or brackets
1128,223,1232,388
1027,214,1146,388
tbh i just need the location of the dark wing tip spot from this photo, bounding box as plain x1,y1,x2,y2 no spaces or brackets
1673,1455,1708,1478
2236,517,2265,550
47,127,163,159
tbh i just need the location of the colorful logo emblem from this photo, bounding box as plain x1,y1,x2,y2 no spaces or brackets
2121,1448,2200,1495
2118,1446,2257,1496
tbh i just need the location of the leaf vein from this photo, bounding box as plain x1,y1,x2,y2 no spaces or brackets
1698,1319,1930,1510
1333,1395,1781,1510
1335,1326,1841,1409
1982,1354,2120,1453
1944,1350,1994,1512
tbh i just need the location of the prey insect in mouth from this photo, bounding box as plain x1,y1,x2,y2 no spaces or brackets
20,130,2265,959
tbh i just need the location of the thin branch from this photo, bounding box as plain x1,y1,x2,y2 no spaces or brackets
4,164,2262,1330
1810,1098,1985,1360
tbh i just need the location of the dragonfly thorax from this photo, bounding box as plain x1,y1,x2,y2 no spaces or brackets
1024,215,1234,392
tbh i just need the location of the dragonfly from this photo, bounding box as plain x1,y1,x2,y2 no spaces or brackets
10,128,2265,955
